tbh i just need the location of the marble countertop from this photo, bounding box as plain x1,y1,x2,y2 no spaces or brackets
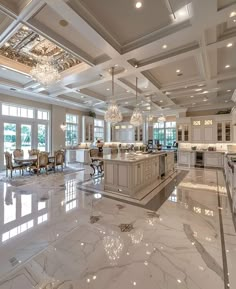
101,151,173,163
178,149,226,154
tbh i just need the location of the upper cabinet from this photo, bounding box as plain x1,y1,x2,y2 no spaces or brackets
216,121,231,142
177,115,232,143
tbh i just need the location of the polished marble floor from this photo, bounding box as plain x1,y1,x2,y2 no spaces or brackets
0,167,235,289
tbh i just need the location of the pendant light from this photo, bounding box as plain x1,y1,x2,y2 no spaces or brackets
130,77,143,127
104,67,123,125
158,115,166,122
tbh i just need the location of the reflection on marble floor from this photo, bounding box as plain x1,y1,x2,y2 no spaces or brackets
0,168,235,289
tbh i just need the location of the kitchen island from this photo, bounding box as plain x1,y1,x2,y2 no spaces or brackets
102,151,175,198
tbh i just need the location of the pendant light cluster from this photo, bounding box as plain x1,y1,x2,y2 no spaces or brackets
104,67,123,125
130,77,143,127
146,96,154,123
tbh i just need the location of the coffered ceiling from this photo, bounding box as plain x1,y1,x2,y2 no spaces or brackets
0,0,235,116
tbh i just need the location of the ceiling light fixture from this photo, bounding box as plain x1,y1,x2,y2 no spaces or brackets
230,11,236,18
190,95,194,98
227,89,232,92
130,77,143,127
195,88,202,92
162,44,167,49
227,43,233,48
147,97,154,122
158,115,166,122
30,47,60,87
176,69,181,73
159,100,163,103
225,64,230,68
104,67,123,125
135,2,142,9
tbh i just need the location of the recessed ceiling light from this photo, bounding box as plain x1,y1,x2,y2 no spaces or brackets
190,95,194,98
126,90,130,93
195,88,202,92
125,102,128,104
81,95,85,98
22,25,29,31
227,43,233,48
114,64,118,67
227,89,232,92
159,100,163,103
203,97,208,102
135,2,142,9
165,91,171,95
225,64,230,68
162,44,167,49
225,100,229,103
203,90,208,94
59,19,69,27
144,86,147,89
176,69,181,73
198,84,204,87
230,11,236,18
106,88,110,91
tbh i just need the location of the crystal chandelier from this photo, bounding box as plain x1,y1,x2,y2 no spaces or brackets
130,77,143,127
30,47,60,87
158,115,166,122
104,67,122,125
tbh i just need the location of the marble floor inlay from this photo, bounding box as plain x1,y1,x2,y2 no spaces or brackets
0,167,235,289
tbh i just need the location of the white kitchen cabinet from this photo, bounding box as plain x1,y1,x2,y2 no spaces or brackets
76,149,90,164
204,152,223,168
204,126,214,142
177,151,190,166
112,123,134,142
177,124,190,142
192,127,201,142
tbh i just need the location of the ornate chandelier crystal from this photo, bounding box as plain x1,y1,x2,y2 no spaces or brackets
158,115,166,122
30,48,60,87
130,77,143,127
104,67,122,125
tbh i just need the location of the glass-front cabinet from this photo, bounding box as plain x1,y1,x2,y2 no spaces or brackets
217,121,231,142
177,124,189,142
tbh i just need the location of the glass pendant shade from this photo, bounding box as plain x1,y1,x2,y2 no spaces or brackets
104,67,123,124
30,52,60,87
130,107,143,127
146,114,154,122
130,77,143,127
158,115,166,122
104,100,123,125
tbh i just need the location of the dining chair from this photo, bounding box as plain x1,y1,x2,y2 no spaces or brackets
54,150,64,171
4,152,26,178
89,149,103,176
29,152,53,176
13,149,24,158
28,149,40,156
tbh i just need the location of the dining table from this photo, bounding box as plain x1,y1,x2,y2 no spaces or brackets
14,155,55,163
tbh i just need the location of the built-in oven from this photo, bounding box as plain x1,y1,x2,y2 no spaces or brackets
195,151,204,168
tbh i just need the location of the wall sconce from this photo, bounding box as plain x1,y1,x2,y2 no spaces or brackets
60,122,66,131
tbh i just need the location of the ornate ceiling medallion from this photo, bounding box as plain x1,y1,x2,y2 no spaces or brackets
0,26,81,72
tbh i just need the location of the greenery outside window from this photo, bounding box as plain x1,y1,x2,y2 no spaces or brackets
94,119,104,141
153,121,176,146
65,114,78,146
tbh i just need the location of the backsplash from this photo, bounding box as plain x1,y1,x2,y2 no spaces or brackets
179,143,233,151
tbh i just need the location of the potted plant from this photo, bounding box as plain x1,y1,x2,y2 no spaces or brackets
88,111,96,118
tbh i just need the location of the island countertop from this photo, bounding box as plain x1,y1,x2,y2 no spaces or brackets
101,151,174,163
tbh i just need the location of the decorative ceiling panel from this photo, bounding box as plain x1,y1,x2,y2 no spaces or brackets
0,0,31,14
0,26,81,71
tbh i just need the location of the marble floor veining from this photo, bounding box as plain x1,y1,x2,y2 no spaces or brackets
0,167,235,289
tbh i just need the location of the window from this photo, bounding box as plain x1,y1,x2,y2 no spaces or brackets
193,120,201,126
2,104,34,118
65,114,78,146
153,122,176,146
204,120,212,125
94,119,104,141
37,110,49,120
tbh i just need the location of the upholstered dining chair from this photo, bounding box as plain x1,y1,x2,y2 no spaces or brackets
54,150,64,171
29,152,53,175
13,149,24,158
4,152,26,178
28,149,40,156
89,149,103,176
